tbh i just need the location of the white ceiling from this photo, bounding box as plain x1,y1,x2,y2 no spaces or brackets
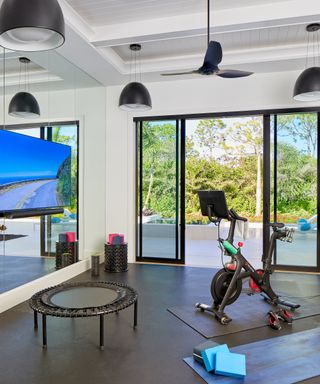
113,24,309,62
55,0,320,85
65,0,290,26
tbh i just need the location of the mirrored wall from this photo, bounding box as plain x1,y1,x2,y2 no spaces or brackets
0,48,105,293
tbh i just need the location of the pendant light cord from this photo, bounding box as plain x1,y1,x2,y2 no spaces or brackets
305,28,310,69
313,29,315,67
135,49,137,82
207,0,210,48
26,60,29,92
18,59,21,90
317,29,320,66
47,51,50,126
305,26,320,69
139,50,142,83
130,48,133,83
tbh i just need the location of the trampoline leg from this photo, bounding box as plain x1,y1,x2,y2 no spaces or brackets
134,300,138,328
100,315,104,350
42,315,47,348
34,311,38,329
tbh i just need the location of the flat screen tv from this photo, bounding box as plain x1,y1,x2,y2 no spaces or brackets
0,129,72,216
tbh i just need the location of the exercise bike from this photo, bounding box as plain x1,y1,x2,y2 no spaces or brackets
195,190,300,325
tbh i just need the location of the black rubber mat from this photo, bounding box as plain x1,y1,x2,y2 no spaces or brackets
184,327,320,383
168,293,320,338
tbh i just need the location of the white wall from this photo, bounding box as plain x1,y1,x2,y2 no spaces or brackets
106,70,320,262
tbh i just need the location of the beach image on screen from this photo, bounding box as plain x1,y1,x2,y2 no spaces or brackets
0,130,71,212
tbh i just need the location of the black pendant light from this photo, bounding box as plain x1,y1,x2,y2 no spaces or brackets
0,0,65,52
293,23,320,101
119,44,152,111
9,57,40,118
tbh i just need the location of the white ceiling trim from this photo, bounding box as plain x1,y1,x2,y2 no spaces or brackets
58,0,96,41
100,41,315,75
5,72,62,87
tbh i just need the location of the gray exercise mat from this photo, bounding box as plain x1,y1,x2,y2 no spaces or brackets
168,294,320,338
184,327,320,383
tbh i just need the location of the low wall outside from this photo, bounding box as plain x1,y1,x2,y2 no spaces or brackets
142,223,218,240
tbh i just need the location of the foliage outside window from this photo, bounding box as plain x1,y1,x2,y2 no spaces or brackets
140,114,317,225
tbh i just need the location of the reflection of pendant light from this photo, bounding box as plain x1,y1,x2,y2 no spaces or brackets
0,0,65,52
294,23,320,101
119,44,152,111
9,57,40,118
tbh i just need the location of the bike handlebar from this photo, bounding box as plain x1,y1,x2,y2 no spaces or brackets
229,209,248,222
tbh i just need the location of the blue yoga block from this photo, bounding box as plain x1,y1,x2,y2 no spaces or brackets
201,344,229,372
215,352,246,379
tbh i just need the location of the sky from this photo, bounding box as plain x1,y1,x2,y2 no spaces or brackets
0,129,71,182
150,115,317,159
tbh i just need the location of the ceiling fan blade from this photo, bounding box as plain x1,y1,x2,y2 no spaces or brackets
161,70,199,76
203,41,223,67
216,69,253,78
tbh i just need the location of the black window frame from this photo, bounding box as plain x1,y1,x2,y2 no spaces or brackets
135,107,320,272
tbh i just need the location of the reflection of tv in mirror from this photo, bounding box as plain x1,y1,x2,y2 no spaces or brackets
0,130,71,214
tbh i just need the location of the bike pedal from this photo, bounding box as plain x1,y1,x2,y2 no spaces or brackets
267,311,282,330
276,309,293,324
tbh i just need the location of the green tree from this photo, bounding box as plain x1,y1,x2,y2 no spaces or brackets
142,122,176,217
277,142,317,215
194,119,226,158
220,118,263,216
52,126,77,211
277,114,317,156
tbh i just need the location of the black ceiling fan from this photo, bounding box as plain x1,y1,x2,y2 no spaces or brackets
161,0,253,78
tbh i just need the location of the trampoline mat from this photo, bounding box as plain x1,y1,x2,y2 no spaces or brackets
0,234,27,242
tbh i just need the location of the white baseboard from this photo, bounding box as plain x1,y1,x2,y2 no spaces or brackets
0,260,90,314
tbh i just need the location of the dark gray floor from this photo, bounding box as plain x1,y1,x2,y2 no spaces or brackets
0,264,320,384
0,256,55,293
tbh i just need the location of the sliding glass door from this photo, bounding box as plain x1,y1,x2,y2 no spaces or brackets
137,120,183,262
136,109,320,271
185,116,263,268
271,112,318,269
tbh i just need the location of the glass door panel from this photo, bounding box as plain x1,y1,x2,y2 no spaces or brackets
138,120,181,261
273,113,318,267
185,116,263,268
42,124,79,255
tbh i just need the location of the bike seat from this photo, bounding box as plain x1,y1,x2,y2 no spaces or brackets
269,222,285,229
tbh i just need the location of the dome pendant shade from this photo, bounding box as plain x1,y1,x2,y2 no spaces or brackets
0,0,65,51
293,67,320,101
9,92,40,118
119,82,152,111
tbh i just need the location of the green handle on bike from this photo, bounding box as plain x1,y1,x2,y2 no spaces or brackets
222,240,238,255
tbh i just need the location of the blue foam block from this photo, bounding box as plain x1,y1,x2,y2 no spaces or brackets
215,352,246,379
201,344,229,372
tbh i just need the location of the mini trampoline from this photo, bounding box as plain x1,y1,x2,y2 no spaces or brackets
29,281,138,349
